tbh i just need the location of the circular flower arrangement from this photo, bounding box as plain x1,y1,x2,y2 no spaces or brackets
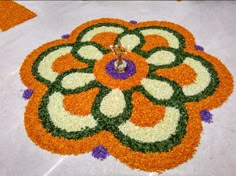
20,18,233,172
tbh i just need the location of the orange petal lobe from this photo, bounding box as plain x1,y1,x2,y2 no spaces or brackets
63,88,100,116
91,32,118,49
142,35,169,51
155,64,197,86
52,53,88,74
0,1,36,31
129,92,165,127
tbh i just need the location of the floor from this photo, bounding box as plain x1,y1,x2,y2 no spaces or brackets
0,1,236,176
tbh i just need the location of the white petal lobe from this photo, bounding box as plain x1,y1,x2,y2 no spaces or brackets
100,89,126,118
147,50,176,66
141,78,174,100
78,45,103,60
48,92,97,132
38,47,72,82
182,57,211,96
120,34,140,51
61,72,95,90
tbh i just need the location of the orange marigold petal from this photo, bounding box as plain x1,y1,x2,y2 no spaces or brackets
0,1,36,31
52,53,88,74
130,92,165,127
142,35,169,51
91,32,118,49
63,88,100,116
155,64,197,86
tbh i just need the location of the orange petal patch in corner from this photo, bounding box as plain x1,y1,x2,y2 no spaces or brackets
155,64,197,86
129,92,166,127
142,35,169,51
63,88,100,116
52,53,88,74
0,1,36,31
91,32,119,49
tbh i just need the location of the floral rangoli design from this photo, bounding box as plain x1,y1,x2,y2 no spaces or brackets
20,18,233,172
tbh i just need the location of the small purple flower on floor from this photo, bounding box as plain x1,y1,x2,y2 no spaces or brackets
129,20,138,24
195,45,204,51
61,34,70,39
92,145,110,160
23,89,33,100
200,109,213,123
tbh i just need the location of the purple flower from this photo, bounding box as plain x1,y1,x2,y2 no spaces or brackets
129,20,138,24
61,34,70,39
195,45,204,51
105,59,136,80
22,89,33,100
92,145,110,160
200,109,213,123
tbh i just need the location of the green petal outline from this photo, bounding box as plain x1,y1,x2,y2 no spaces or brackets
92,89,133,127
133,75,185,107
114,30,145,52
179,51,220,102
111,103,188,152
133,26,186,52
76,23,128,42
71,41,110,66
32,44,74,87
55,68,103,95
142,47,185,71
38,86,103,139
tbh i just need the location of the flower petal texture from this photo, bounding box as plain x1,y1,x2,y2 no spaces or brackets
20,18,233,173
100,89,126,118
147,50,176,66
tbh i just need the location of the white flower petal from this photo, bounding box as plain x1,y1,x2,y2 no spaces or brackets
119,107,180,142
61,72,95,90
147,50,176,66
38,46,72,82
140,29,179,49
182,57,211,96
81,26,124,42
48,92,97,132
100,89,126,118
141,78,174,100
120,34,140,51
78,45,103,60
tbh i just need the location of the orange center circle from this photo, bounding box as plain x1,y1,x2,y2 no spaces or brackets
94,52,149,90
